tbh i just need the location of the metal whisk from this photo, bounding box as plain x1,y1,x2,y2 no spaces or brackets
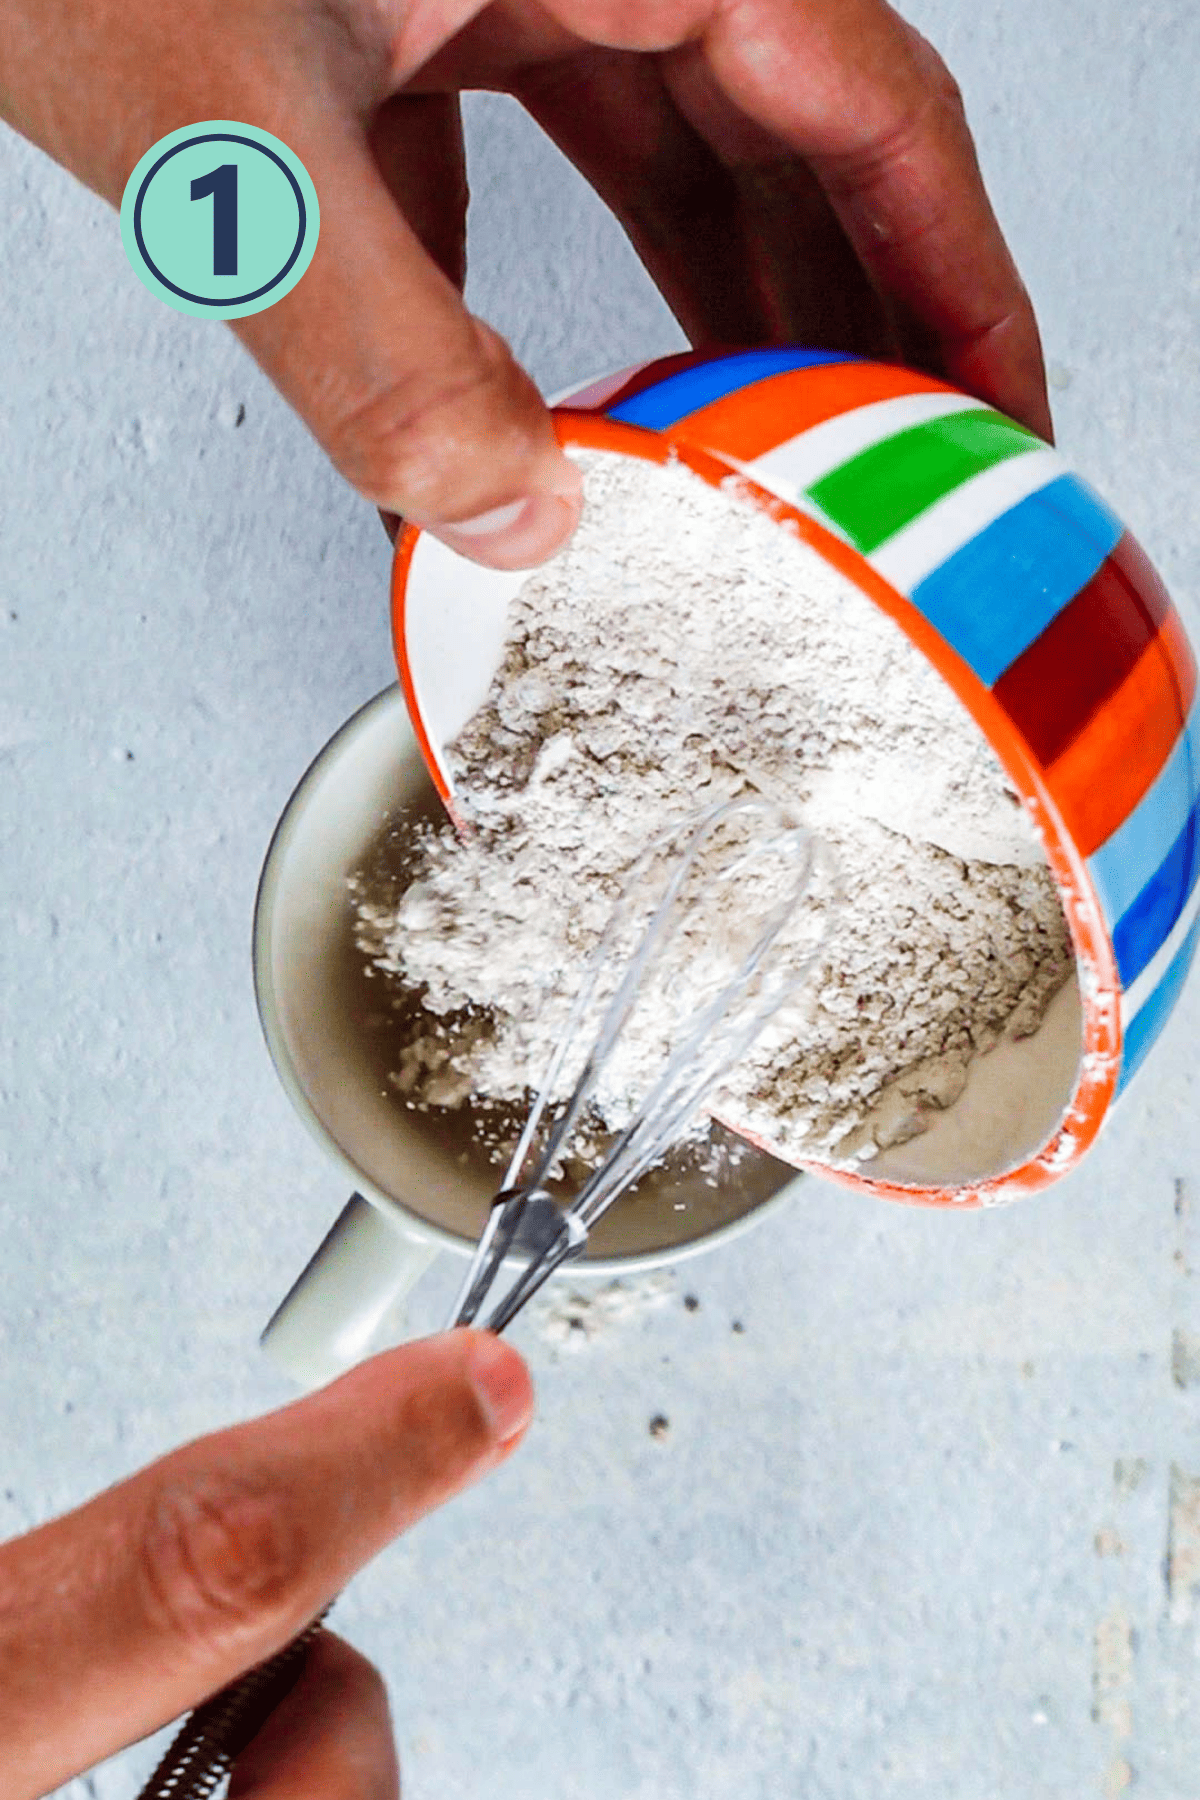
135,795,832,1799
447,794,831,1331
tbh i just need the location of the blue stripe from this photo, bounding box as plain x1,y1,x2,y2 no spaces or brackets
1088,695,1200,925
908,474,1122,685
606,349,856,430
1117,913,1200,1091
1111,798,1200,986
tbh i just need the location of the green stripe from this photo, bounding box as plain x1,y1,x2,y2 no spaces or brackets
807,408,1041,554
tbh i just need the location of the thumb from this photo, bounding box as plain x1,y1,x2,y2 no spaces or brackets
0,1330,533,1797
232,117,583,569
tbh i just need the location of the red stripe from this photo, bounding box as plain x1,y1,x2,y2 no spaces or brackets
993,534,1174,767
1046,607,1198,856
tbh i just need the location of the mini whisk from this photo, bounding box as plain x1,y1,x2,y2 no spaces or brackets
447,794,831,1331
134,795,833,1800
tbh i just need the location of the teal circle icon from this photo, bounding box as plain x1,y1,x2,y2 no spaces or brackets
120,122,319,319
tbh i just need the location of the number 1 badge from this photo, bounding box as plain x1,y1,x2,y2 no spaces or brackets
120,122,320,319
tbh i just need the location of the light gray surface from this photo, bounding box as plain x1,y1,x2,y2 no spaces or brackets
2,3,1198,1795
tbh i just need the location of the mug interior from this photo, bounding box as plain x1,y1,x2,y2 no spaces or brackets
254,688,804,1262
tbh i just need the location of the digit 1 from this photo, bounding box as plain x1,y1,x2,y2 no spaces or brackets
190,163,238,277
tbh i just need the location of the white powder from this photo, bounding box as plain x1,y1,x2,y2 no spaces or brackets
354,450,1075,1167
533,1274,677,1351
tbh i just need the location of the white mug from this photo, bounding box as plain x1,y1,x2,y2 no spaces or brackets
254,685,806,1388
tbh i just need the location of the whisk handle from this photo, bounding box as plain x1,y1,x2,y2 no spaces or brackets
134,1604,334,1800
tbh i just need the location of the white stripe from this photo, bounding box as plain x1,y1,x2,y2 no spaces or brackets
780,490,857,546
745,390,981,502
716,460,856,546
1120,876,1200,1025
868,446,1066,594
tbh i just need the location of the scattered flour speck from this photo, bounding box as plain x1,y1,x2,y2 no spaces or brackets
534,1274,678,1350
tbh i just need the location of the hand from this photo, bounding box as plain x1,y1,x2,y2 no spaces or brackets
0,1,1052,570
0,1329,534,1799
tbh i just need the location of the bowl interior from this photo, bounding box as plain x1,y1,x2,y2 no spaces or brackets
394,429,1096,1197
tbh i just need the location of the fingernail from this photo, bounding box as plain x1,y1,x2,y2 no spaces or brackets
430,491,581,571
467,1334,535,1442
439,498,527,538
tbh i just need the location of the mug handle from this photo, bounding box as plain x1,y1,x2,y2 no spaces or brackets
260,1194,439,1389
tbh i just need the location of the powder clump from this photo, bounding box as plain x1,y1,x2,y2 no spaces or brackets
354,450,1075,1166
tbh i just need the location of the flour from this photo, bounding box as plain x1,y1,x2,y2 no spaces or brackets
353,450,1075,1168
532,1275,677,1351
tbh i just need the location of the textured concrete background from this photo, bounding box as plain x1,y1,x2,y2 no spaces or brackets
2,2,1199,1795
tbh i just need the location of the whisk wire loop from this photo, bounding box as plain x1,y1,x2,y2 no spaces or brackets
449,796,834,1333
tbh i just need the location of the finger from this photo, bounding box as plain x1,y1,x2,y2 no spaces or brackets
723,157,924,363
227,1630,399,1800
652,45,934,363
366,92,469,546
230,108,582,568
690,0,1053,437
0,1329,533,1798
515,47,904,360
516,47,771,349
368,92,469,292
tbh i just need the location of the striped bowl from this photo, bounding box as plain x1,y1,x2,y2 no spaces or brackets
392,347,1199,1206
